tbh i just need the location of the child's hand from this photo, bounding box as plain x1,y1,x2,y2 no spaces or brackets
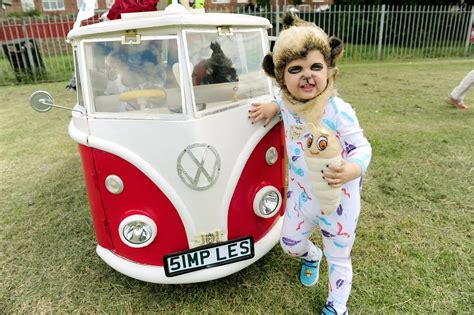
323,160,361,188
249,102,279,127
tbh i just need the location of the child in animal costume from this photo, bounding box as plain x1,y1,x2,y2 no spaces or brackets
249,13,371,315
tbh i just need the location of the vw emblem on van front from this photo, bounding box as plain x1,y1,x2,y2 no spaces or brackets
177,144,221,190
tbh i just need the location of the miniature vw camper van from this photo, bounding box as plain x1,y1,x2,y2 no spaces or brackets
30,3,286,284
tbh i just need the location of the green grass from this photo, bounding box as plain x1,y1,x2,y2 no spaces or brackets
1,59,473,313
0,54,74,85
341,44,473,62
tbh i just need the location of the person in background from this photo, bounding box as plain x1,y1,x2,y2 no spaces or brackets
445,70,473,110
103,0,159,21
194,0,204,9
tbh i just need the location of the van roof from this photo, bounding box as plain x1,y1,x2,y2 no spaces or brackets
67,4,271,39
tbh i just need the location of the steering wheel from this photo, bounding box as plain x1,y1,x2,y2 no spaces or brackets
118,89,166,102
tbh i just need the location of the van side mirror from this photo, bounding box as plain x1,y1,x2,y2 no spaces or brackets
30,90,54,112
29,90,84,113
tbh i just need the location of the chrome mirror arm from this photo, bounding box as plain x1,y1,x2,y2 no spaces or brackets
38,98,84,113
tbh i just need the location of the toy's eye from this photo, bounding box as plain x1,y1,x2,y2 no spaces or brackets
317,136,328,151
306,135,314,148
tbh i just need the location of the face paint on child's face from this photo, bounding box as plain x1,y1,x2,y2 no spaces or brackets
283,50,328,101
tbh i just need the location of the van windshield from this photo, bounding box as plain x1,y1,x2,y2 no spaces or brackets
185,29,269,115
83,37,184,116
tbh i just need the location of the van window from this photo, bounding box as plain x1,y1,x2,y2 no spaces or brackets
186,30,269,115
74,51,84,108
83,37,183,116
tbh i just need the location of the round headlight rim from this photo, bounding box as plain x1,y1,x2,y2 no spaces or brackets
118,214,157,248
260,191,280,215
253,185,282,219
122,221,153,245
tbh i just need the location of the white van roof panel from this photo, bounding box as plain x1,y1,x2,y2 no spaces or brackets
68,6,271,39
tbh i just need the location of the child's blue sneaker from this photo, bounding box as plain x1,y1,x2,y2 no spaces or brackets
320,304,348,315
299,258,321,287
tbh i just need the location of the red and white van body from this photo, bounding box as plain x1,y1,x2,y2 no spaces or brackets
67,4,285,284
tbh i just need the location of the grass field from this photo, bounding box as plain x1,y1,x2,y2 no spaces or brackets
1,59,473,313
0,54,74,86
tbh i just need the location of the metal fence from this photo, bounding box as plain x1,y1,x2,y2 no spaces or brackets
1,5,473,85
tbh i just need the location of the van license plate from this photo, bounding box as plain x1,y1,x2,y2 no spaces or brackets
164,237,254,277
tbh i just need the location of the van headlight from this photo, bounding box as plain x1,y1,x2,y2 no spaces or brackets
253,185,282,218
119,215,157,248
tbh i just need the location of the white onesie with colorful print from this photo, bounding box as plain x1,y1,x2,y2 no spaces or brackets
277,95,371,313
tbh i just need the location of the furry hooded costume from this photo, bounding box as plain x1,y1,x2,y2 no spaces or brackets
263,13,345,215
269,15,372,312
262,13,343,123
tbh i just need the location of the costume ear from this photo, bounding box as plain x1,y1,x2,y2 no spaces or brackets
262,53,276,78
281,12,296,30
281,11,308,29
329,36,344,61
